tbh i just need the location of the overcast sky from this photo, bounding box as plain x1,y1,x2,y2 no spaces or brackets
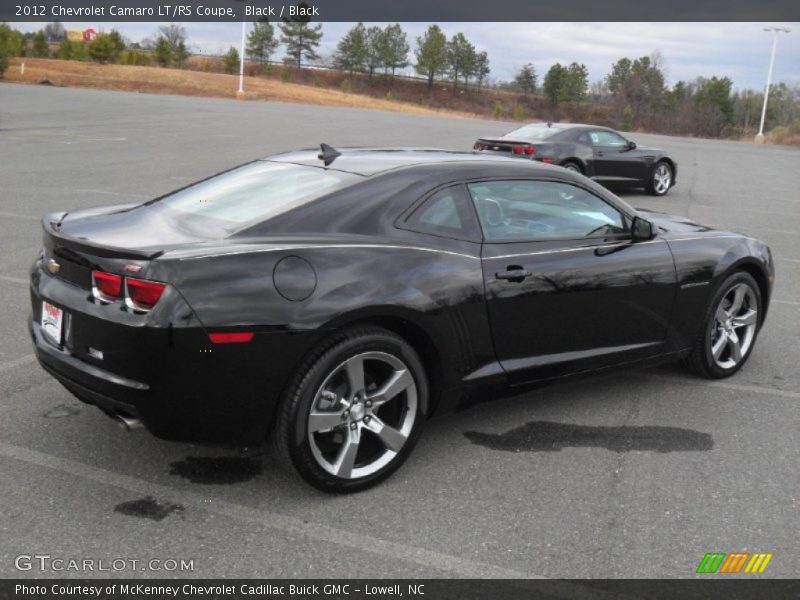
16,21,800,89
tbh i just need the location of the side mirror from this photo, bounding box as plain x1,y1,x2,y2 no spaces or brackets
627,140,637,150
631,216,654,241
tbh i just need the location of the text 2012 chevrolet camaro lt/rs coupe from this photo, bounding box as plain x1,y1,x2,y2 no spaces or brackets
474,122,677,196
30,146,773,492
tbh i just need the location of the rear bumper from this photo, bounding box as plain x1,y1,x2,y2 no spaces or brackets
31,317,146,420
30,311,318,444
29,267,322,444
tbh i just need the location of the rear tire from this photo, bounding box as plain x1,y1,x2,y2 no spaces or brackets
561,161,582,173
684,271,762,379
271,326,427,493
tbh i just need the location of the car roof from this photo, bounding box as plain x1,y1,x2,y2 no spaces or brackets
515,122,616,131
264,148,537,177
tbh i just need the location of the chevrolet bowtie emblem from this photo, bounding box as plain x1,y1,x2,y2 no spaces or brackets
46,258,60,274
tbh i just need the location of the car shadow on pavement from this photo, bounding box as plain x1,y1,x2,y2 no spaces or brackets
464,421,713,453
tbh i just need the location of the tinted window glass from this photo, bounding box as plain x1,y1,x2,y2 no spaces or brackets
505,124,564,140
467,180,626,242
147,161,359,235
589,130,628,147
405,187,480,241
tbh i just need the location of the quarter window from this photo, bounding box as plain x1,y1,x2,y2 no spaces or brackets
467,180,626,242
404,186,480,241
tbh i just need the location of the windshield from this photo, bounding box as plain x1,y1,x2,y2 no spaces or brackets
146,161,359,235
505,124,564,141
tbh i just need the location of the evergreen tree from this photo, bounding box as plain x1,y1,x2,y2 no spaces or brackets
173,41,189,68
414,25,447,89
88,33,120,64
154,37,172,67
279,8,322,67
543,63,568,105
446,32,472,91
514,63,537,95
565,62,588,101
246,20,277,64
223,46,240,74
474,51,490,91
333,22,368,75
32,30,49,57
364,25,384,81
381,23,409,81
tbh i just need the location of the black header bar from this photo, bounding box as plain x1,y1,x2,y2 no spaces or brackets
2,579,800,600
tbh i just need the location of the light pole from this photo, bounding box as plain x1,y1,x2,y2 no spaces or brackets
236,18,246,100
755,26,791,143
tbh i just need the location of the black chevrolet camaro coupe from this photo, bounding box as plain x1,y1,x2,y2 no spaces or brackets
30,147,772,492
474,123,677,196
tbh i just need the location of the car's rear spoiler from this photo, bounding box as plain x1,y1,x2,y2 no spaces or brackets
43,216,164,260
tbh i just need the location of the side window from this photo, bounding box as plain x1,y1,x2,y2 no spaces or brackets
404,186,481,241
589,130,628,147
467,180,627,242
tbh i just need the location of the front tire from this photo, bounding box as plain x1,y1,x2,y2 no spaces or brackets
684,271,762,379
271,327,427,493
646,161,673,196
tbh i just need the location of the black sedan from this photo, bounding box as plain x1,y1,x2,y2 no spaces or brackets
30,146,772,492
474,122,677,196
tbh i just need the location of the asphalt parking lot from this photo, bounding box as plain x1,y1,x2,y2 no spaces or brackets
1,83,798,579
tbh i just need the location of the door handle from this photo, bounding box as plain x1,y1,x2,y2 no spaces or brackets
495,268,531,282
595,151,604,157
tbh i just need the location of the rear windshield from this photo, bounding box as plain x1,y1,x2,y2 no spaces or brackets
505,124,564,141
146,161,359,235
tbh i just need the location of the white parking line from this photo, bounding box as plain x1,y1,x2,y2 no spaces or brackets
75,188,151,199
643,373,800,400
0,354,36,374
0,441,545,580
0,210,39,221
690,204,800,219
0,275,28,284
773,299,800,306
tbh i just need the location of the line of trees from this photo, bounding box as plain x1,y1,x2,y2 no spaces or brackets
600,52,800,137
2,22,798,141
413,25,490,90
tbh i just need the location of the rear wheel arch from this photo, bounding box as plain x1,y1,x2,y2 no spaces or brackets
322,314,443,417
560,159,584,173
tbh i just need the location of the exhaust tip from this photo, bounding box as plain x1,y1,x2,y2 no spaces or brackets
116,414,143,431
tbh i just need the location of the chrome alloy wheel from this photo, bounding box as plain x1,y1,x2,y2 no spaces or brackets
307,352,417,479
710,283,758,370
653,163,672,194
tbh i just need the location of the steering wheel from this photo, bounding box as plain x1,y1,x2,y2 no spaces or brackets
476,197,504,227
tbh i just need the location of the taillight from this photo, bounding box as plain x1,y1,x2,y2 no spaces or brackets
525,146,535,155
92,271,122,303
208,332,255,344
512,146,523,154
125,277,166,311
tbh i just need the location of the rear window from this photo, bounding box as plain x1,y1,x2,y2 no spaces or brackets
147,161,358,234
505,124,564,141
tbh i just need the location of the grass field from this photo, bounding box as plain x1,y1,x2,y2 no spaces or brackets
3,58,480,119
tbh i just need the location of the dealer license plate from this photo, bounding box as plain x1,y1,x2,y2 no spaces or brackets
41,300,64,345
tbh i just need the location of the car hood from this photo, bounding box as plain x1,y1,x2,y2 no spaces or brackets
636,209,714,233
